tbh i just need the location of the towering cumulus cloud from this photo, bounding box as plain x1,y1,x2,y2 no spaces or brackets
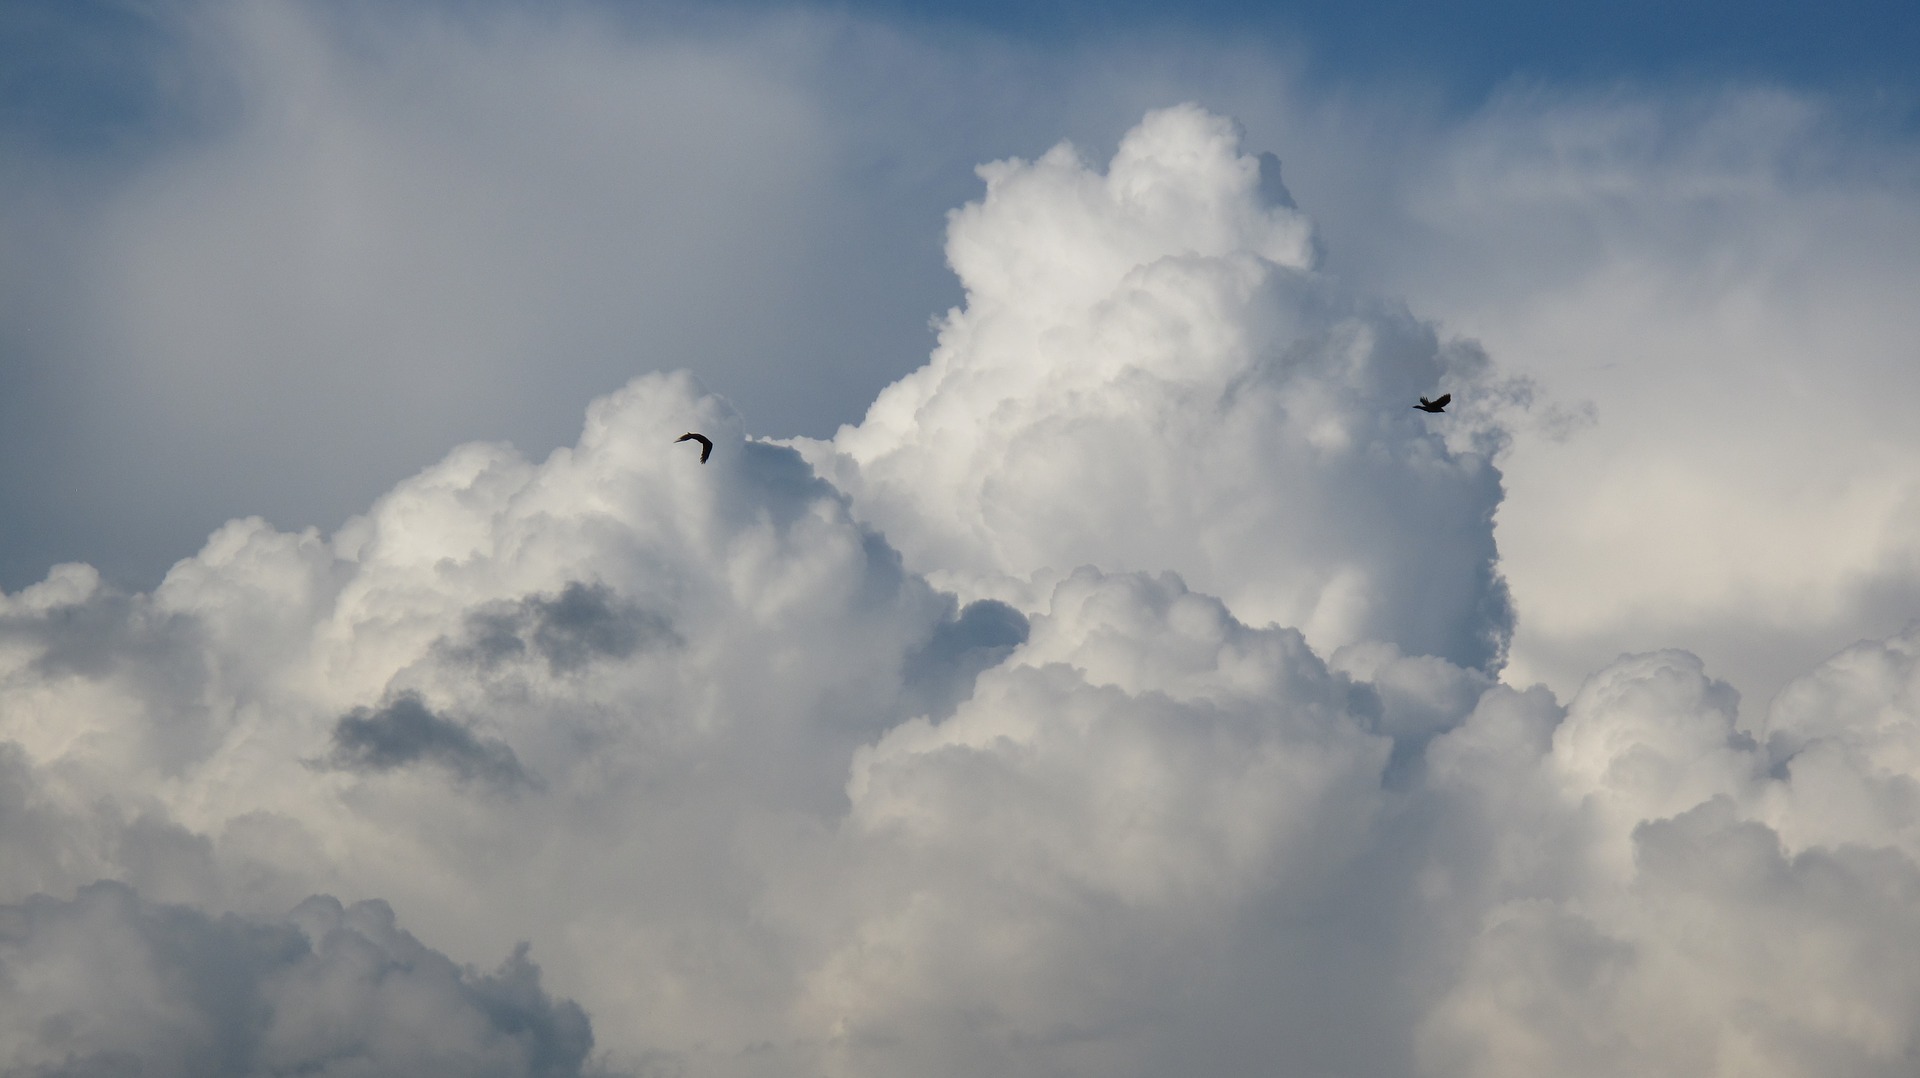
803,104,1518,672
5,105,1920,1078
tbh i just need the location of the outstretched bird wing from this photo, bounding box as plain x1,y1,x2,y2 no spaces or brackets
1433,393,1451,409
675,432,713,463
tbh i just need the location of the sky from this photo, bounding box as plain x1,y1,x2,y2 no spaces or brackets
3,1,1920,1075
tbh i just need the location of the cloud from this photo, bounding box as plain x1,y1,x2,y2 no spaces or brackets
448,581,679,677
5,84,1920,1078
0,0,961,590
1416,636,1920,1078
897,597,1030,722
324,693,533,789
801,103,1524,672
0,881,598,1078
13,1,1913,735
798,567,1407,1076
1345,83,1920,711
0,361,1022,1068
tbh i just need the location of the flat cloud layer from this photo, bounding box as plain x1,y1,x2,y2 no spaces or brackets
6,102,1920,1078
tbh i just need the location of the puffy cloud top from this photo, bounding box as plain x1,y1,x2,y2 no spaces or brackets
806,105,1517,671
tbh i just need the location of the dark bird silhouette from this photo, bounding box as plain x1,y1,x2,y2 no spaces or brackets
1413,394,1451,414
675,432,713,463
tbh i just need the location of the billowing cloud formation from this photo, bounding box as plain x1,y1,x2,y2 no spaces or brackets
1418,639,1920,1078
4,104,1920,1078
457,581,679,676
0,364,1002,1072
0,882,592,1077
9,1,1916,733
804,104,1521,672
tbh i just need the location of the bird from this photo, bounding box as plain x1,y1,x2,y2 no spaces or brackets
675,432,713,463
1413,393,1451,414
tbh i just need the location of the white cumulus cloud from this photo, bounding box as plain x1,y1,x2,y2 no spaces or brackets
3,98,1920,1078
804,103,1523,672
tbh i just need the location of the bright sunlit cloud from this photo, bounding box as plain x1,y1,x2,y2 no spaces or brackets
4,3,1920,1076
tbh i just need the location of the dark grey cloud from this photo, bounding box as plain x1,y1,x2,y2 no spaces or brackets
524,582,675,675
454,581,678,676
902,598,1029,719
326,693,531,789
0,881,603,1078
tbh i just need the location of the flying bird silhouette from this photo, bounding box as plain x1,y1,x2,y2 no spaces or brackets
675,432,713,463
1413,394,1451,414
